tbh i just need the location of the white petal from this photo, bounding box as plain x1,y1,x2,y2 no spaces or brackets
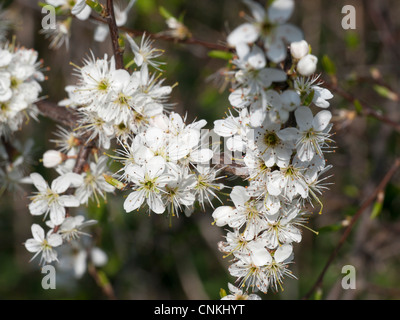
248,45,266,69
281,89,301,111
213,118,238,137
313,110,332,132
31,224,45,243
275,23,303,43
259,68,287,86
30,173,48,192
227,23,259,47
212,206,235,227
49,204,66,225
94,25,109,42
268,0,294,23
123,189,145,212
29,199,48,216
75,5,91,20
91,247,108,267
48,233,63,247
190,149,213,163
71,0,87,15
226,135,245,152
295,106,313,131
51,173,83,194
58,195,80,208
228,88,251,109
274,244,293,263
265,37,286,63
125,164,145,184
24,239,41,253
248,240,272,266
230,186,250,209
147,194,165,214
145,156,165,179
74,250,88,278
277,127,299,141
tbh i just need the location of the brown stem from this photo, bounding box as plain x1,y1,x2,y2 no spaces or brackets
36,100,79,128
88,263,117,300
302,157,400,300
105,0,124,70
322,81,400,133
90,14,230,52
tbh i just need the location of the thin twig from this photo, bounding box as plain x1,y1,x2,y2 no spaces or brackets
105,0,124,70
36,100,79,128
302,157,400,300
90,14,230,52
87,263,117,300
323,81,400,133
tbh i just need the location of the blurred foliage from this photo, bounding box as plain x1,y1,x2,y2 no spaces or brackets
0,0,400,300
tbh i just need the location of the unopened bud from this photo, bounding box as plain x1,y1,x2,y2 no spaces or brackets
290,40,309,60
296,54,318,76
42,150,66,168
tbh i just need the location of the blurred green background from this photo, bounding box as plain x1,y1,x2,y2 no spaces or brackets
1,0,400,300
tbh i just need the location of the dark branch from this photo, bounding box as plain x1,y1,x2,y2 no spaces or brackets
322,81,400,133
105,0,124,70
302,157,400,300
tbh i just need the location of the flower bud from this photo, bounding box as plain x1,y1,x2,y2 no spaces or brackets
290,40,309,60
42,150,65,168
296,54,318,76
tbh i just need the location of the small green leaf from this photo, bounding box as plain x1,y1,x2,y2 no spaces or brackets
353,99,363,115
373,85,399,102
208,50,233,61
159,6,174,20
318,223,343,233
313,288,323,300
97,270,110,287
219,288,227,298
86,0,103,14
302,90,315,106
370,190,385,219
345,32,360,50
370,201,383,219
103,174,126,190
321,55,336,76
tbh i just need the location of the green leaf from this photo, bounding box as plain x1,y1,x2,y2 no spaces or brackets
219,288,227,298
370,190,385,219
208,50,233,61
86,0,103,14
353,99,363,115
321,55,336,76
318,223,343,233
97,270,110,287
302,90,315,106
370,201,383,219
373,85,399,102
313,288,323,300
345,32,360,50
159,6,174,20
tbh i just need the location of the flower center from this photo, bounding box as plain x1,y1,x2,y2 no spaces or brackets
263,132,280,147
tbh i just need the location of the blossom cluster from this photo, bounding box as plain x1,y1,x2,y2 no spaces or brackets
0,44,44,137
211,0,334,294
17,0,335,298
23,32,222,270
